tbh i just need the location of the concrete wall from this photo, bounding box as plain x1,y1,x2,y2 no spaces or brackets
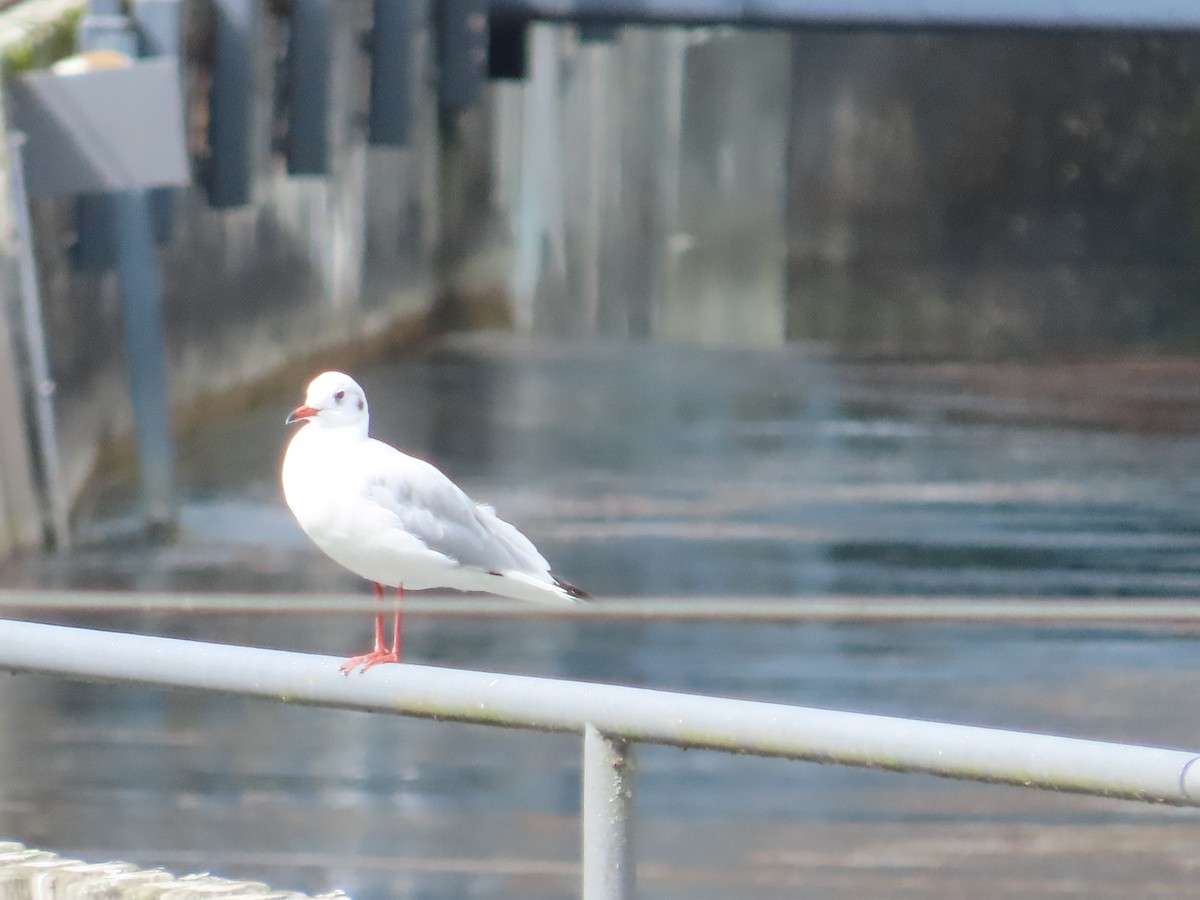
784,31,1200,358
486,25,791,344
486,28,1200,358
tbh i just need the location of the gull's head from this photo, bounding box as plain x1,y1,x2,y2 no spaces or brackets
286,371,369,432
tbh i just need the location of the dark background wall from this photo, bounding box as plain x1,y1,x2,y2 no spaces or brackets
785,31,1200,358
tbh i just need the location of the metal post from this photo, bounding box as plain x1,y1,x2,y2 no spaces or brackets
582,724,636,900
113,190,176,534
70,3,140,272
286,0,334,175
367,0,414,145
207,0,258,207
134,0,185,246
6,133,70,550
77,0,177,535
436,0,488,113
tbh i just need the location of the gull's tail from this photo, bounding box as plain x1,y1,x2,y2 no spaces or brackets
455,569,591,606
552,576,591,602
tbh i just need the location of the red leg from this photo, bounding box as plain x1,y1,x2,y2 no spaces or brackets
390,585,403,659
340,582,403,675
371,581,386,652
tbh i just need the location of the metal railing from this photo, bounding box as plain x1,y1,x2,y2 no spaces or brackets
6,589,1200,621
1,616,1199,899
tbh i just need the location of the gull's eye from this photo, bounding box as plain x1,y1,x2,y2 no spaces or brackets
333,390,345,403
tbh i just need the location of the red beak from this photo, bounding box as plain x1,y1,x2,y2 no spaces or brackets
286,404,318,425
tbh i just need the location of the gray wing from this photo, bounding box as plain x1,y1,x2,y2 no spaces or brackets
359,438,552,576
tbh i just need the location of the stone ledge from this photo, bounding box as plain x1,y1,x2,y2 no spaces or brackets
0,842,342,899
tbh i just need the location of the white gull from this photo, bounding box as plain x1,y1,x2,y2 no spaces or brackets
281,370,588,673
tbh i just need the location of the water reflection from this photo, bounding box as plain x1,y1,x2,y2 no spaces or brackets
3,335,1200,897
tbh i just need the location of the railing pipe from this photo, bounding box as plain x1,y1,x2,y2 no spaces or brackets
1,620,1199,807
582,725,636,899
6,591,1200,622
487,0,1200,32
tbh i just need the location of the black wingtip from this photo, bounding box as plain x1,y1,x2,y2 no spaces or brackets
554,576,591,601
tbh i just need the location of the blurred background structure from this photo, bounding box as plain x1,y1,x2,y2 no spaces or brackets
4,0,1200,897
1,2,1200,546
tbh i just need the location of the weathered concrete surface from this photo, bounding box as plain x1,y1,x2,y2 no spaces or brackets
486,27,1200,357
487,26,790,343
785,31,1200,358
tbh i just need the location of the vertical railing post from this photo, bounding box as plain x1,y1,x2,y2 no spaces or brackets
6,133,70,550
112,190,176,534
581,723,636,899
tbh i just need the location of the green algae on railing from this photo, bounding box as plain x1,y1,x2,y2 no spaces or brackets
0,0,83,79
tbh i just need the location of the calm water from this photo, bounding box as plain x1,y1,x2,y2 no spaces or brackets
4,335,1200,897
